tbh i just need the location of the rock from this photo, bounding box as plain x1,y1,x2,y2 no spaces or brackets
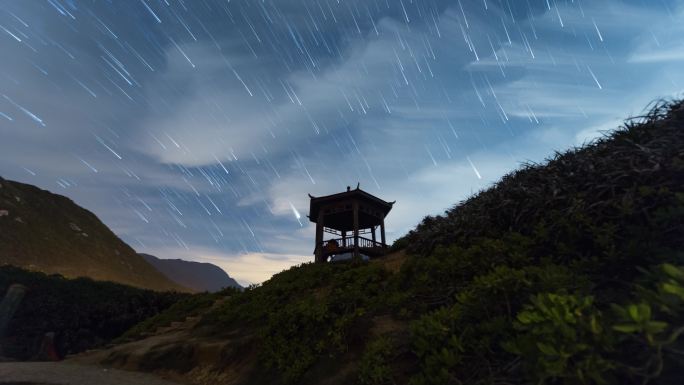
14,217,24,223
69,223,82,232
0,209,8,217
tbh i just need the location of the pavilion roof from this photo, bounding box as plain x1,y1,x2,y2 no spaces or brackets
308,186,394,223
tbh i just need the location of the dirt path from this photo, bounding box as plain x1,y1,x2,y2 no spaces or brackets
0,362,183,385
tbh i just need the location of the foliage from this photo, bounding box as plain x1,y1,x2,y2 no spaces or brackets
609,264,684,384
0,266,184,360
407,263,585,385
117,291,221,342
504,293,613,384
204,262,390,383
501,263,684,385
358,337,395,385
156,100,684,385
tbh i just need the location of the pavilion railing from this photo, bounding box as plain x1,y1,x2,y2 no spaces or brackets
321,236,384,251
358,236,383,248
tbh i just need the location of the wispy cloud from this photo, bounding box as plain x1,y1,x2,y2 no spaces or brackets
1,0,682,283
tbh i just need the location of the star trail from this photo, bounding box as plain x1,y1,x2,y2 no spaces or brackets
1,0,682,284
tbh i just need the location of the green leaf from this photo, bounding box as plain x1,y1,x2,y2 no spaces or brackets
536,342,558,355
613,323,641,333
662,264,684,281
517,311,533,324
644,321,668,334
662,282,684,300
637,303,651,322
590,316,602,334
627,304,640,322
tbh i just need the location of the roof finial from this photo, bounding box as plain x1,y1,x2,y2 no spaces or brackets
356,182,360,190
346,186,350,192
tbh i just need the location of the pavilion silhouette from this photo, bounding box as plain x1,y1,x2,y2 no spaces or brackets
308,184,394,263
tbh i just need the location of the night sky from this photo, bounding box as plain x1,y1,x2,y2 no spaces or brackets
1,0,682,285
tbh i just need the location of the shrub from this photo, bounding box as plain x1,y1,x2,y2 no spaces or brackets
503,293,614,384
118,292,220,342
358,337,395,385
0,266,184,359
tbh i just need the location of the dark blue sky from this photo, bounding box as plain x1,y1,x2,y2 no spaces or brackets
1,0,682,284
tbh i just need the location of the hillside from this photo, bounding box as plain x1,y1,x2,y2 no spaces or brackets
0,178,187,292
140,254,241,292
0,266,185,360
76,101,684,385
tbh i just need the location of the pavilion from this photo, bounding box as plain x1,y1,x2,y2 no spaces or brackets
308,185,394,263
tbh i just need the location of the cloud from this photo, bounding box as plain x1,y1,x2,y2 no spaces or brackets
133,15,443,167
129,0,552,168
2,0,683,285
628,3,684,64
629,49,684,63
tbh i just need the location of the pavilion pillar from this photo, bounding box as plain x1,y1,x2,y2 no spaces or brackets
380,217,386,248
315,211,324,263
342,230,347,247
353,201,359,257
371,225,376,245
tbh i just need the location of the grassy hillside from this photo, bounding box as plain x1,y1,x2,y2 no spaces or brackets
103,100,684,385
0,266,186,360
0,178,187,292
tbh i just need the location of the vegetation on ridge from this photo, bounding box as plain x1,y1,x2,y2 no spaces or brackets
193,100,684,385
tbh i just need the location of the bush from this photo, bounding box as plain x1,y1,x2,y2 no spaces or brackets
504,293,613,384
204,262,391,383
118,292,221,342
0,266,184,359
503,263,684,385
358,337,395,385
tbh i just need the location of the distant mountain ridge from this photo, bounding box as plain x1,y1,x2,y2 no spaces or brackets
0,177,187,292
140,253,241,292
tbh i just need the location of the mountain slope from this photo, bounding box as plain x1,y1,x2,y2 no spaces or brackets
79,100,684,385
0,178,187,292
140,253,241,292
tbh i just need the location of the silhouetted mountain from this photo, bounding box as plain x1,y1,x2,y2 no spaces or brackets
140,253,241,292
0,178,187,292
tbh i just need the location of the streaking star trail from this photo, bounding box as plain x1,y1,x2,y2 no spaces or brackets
0,0,682,284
